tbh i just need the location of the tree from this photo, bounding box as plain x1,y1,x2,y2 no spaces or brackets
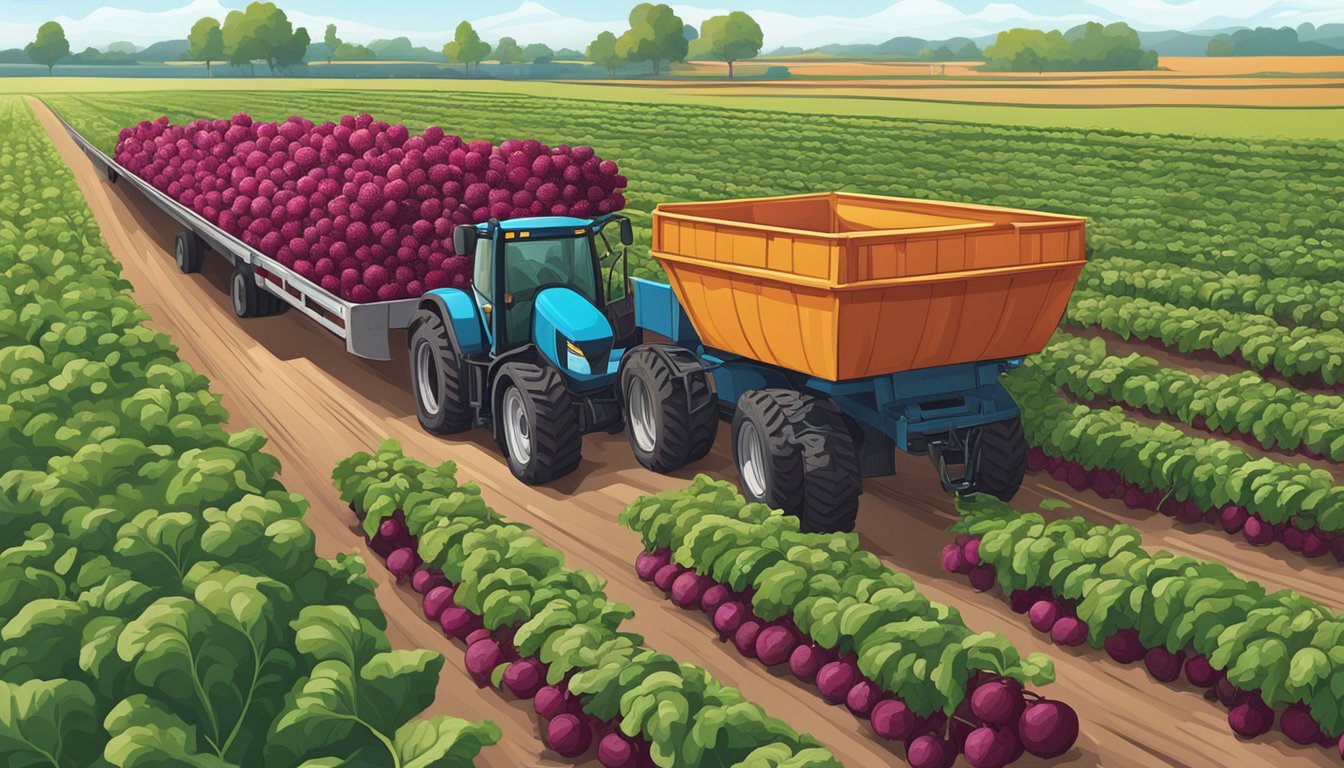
616,3,687,75
1206,35,1234,56
221,1,309,75
187,17,224,77
698,11,763,78
333,42,377,60
587,30,622,76
323,24,340,63
443,21,490,74
956,40,982,59
523,43,554,63
683,24,698,41
984,23,1154,72
494,36,524,64
25,21,70,76
916,46,936,61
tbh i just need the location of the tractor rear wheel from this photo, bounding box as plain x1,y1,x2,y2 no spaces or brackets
968,417,1027,501
621,344,716,473
731,389,861,533
496,362,582,484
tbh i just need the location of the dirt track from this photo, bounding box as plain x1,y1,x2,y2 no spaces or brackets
32,96,1337,768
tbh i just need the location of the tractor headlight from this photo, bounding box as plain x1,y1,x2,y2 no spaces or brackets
565,340,586,358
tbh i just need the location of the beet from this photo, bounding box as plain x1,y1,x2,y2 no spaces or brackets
754,625,798,667
545,713,592,758
1144,647,1184,683
464,638,503,686
940,544,967,574
1219,505,1249,534
670,571,707,608
968,565,997,592
1243,517,1274,546
422,585,455,621
1280,703,1322,745
1283,526,1307,551
845,680,882,718
1228,698,1273,738
870,699,917,741
534,685,568,720
597,732,636,768
1183,655,1220,688
1028,600,1061,633
970,679,1024,726
411,568,447,594
713,601,747,636
1008,590,1035,614
652,563,682,591
1103,628,1146,664
733,620,763,658
963,726,1019,768
634,549,670,581
502,657,546,699
789,644,825,683
816,660,858,704
464,628,492,647
1018,699,1079,758
699,583,732,614
1302,531,1330,558
438,605,481,640
906,735,955,768
1050,616,1088,647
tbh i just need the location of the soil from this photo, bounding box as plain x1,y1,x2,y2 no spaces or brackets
32,97,1335,768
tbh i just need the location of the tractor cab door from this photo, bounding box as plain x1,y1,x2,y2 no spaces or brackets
598,216,637,346
498,236,601,351
471,238,496,351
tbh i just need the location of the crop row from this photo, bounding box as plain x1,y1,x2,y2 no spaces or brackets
1032,333,1344,462
332,440,841,768
946,493,1344,757
1064,290,1344,387
1077,256,1344,334
1004,362,1344,549
0,97,496,767
619,475,1078,768
48,89,1344,284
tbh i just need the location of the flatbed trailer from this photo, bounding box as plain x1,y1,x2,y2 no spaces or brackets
54,109,416,361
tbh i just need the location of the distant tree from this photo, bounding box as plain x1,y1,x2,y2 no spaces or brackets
587,30,622,76
1206,34,1234,56
554,47,583,59
956,40,982,59
916,46,936,61
683,23,698,41
698,11,763,78
523,43,554,63
495,36,525,64
222,2,309,75
984,22,1154,72
187,17,224,76
105,41,138,55
25,21,70,76
323,23,340,63
443,20,490,74
616,3,687,75
332,42,377,60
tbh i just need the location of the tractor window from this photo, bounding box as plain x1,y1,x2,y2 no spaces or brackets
501,237,599,346
472,239,492,297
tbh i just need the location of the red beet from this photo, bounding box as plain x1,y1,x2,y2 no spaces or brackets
464,638,503,686
1050,616,1088,646
713,601,747,636
1144,647,1184,682
652,563,682,591
1243,517,1274,546
1302,531,1330,558
964,726,1019,768
534,685,569,720
1104,628,1146,664
1228,698,1273,738
789,644,825,683
1219,505,1249,534
545,713,592,758
502,657,546,699
422,585,455,621
1018,699,1079,758
1280,703,1321,745
962,537,981,566
845,680,882,718
411,568,447,594
754,625,798,667
968,565,997,592
464,628,492,647
1008,590,1036,613
438,605,481,639
733,620,763,658
1283,526,1307,552
870,699,917,741
670,571,706,608
1184,655,1220,688
634,549,670,581
816,661,859,704
940,544,967,574
1029,600,1061,633
907,735,955,768
970,679,1024,726
699,584,732,614
597,732,636,768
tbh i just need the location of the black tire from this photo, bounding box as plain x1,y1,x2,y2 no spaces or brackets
620,344,716,473
174,231,204,274
105,164,117,184
409,308,472,435
495,362,582,484
968,417,1027,501
230,265,261,318
731,390,862,533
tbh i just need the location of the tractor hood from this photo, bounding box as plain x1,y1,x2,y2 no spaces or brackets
533,287,618,387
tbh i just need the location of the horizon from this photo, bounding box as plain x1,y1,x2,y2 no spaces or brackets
2,0,1342,52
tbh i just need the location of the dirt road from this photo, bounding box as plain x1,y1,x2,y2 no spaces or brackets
33,97,1335,768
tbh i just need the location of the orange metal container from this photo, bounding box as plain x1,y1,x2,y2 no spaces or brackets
651,192,1086,382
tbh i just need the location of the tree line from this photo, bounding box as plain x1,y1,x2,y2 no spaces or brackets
983,22,1157,72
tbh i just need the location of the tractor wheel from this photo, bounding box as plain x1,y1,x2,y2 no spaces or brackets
174,232,204,274
496,362,582,484
620,344,716,473
731,389,861,533
968,417,1027,501
409,308,472,435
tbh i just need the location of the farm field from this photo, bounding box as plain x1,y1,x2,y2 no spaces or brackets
23,82,1343,767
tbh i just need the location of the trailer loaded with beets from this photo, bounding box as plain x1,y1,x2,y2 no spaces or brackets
63,108,1085,533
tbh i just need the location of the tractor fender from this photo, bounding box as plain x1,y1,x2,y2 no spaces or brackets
414,288,486,357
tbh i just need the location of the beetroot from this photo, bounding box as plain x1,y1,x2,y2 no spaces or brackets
713,601,748,636
962,537,981,565
1219,505,1249,534
1302,531,1331,558
963,726,1019,768
1144,647,1184,683
845,680,882,718
438,605,481,639
652,563,683,592
968,565,997,591
754,625,798,667
1018,699,1079,758
1008,590,1035,614
940,544,967,574
1183,655,1220,688
464,638,504,686
1050,616,1088,646
816,661,858,704
970,679,1024,726
634,549,670,581
545,713,592,758
1279,703,1321,745
1103,628,1146,664
1028,600,1061,633
534,685,569,720
411,568,447,594
502,657,546,699
1242,516,1274,546
1228,698,1273,738
789,644,825,683
699,584,732,614
670,571,706,608
906,735,955,768
870,699,917,741
464,628,492,647
422,585,455,621
597,732,636,768
733,620,763,658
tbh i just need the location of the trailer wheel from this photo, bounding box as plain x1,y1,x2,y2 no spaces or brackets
620,344,716,473
105,164,118,184
174,231,204,274
230,265,262,318
496,362,582,485
732,390,861,533
409,309,471,434
968,417,1027,501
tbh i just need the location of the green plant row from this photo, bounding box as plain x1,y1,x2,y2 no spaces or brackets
1033,333,1344,461
951,493,1344,736
1063,290,1344,386
332,440,840,768
47,88,1344,285
1003,361,1344,531
619,476,1058,717
1078,256,1344,333
0,97,497,768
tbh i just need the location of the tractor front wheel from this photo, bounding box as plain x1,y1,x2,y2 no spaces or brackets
496,362,582,484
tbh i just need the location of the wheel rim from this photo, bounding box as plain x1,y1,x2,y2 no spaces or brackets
737,419,767,499
627,377,656,454
175,238,186,268
414,340,441,417
231,273,246,315
503,386,532,467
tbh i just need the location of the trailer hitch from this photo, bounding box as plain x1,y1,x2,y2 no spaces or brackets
928,428,980,493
